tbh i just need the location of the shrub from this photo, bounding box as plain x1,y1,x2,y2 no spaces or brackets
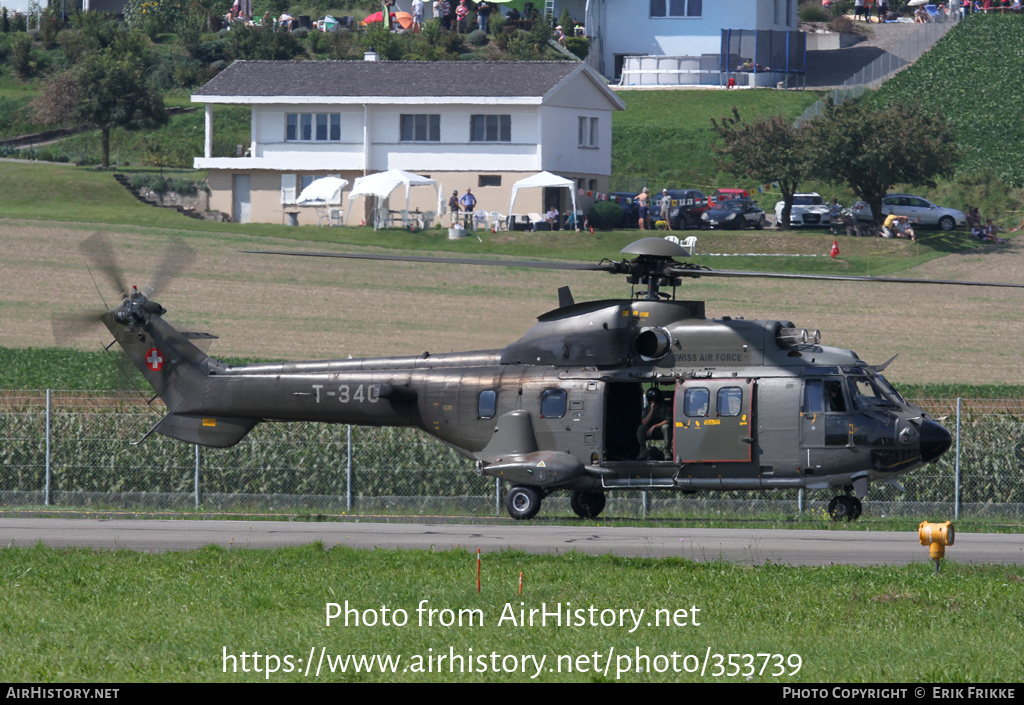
564,36,588,59
828,15,855,34
587,200,624,230
467,29,487,46
798,1,829,22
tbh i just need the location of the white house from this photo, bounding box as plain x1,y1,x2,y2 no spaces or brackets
549,0,801,81
192,60,625,225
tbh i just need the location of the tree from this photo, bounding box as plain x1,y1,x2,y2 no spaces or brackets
711,107,809,229
805,98,959,224
32,33,167,167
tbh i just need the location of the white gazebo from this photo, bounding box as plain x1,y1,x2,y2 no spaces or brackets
508,171,579,230
348,169,444,229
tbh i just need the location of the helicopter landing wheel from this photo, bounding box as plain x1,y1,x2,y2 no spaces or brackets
506,486,542,521
827,495,861,522
570,490,606,520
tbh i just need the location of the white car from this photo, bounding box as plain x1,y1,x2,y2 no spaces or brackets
774,193,831,228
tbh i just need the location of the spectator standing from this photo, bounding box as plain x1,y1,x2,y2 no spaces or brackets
854,0,864,20
412,0,424,30
477,0,491,32
455,0,469,32
460,188,477,225
448,190,461,226
659,189,673,230
636,187,650,230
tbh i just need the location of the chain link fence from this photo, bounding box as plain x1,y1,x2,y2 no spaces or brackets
2,391,1022,519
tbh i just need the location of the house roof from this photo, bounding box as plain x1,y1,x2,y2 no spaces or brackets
193,60,605,101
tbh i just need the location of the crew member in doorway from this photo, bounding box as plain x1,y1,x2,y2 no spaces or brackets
637,388,670,460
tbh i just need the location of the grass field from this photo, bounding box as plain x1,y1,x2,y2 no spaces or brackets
1,543,1021,682
2,173,1023,387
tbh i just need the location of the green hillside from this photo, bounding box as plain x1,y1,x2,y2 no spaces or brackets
870,14,1024,187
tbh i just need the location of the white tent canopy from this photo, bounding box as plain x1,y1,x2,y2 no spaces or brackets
348,169,443,229
297,176,348,204
508,171,578,229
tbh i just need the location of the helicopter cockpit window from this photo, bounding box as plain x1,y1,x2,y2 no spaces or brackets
717,387,743,417
805,379,847,413
846,376,896,410
540,388,567,418
684,388,710,417
478,390,497,419
872,373,907,405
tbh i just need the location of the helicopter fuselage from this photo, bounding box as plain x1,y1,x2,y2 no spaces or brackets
104,294,951,521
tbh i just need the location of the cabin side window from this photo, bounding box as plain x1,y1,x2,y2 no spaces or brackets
540,388,567,418
478,390,497,419
717,387,743,416
683,387,709,417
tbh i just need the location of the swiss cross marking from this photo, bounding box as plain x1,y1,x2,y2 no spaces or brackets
145,348,164,372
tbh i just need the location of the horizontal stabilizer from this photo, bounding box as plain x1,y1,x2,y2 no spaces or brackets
152,413,258,448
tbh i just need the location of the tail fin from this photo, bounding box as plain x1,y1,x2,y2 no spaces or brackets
101,303,211,414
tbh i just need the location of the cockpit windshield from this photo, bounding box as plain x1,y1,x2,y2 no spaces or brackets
871,373,907,405
846,376,898,410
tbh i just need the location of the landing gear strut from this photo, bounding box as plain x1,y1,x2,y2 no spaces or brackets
827,494,863,522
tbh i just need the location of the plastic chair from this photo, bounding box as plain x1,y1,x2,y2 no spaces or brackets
681,235,697,256
663,235,680,244
473,210,488,230
421,210,436,228
328,208,342,226
489,211,505,230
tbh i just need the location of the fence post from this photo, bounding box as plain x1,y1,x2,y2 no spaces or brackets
495,477,501,516
194,444,200,510
45,389,51,507
954,397,962,520
346,424,353,511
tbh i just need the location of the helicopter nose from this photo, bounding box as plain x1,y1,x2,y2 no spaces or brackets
920,419,953,463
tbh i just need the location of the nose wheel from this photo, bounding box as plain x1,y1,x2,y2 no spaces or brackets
828,494,862,522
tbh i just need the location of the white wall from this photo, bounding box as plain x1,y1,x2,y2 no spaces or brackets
594,0,798,78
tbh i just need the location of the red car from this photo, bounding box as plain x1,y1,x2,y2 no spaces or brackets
708,188,751,207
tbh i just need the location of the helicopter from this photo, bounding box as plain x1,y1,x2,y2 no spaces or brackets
77,234,1024,522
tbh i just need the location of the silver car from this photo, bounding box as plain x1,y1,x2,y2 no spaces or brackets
853,194,965,231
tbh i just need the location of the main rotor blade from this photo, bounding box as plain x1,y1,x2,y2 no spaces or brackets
666,266,1024,289
145,237,196,298
243,249,619,272
80,232,127,297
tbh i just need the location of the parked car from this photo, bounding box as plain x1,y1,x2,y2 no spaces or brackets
657,188,708,229
852,194,966,231
775,192,831,228
701,198,766,230
708,187,750,207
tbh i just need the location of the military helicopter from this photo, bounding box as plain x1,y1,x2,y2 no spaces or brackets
77,234,1024,522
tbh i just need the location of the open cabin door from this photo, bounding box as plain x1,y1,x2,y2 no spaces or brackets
674,379,754,463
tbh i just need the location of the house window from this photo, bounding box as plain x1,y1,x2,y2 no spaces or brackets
650,0,702,17
578,116,598,148
478,175,502,187
470,114,511,143
286,113,341,142
400,114,440,142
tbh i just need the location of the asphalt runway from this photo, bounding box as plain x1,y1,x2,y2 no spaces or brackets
3,518,1024,566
